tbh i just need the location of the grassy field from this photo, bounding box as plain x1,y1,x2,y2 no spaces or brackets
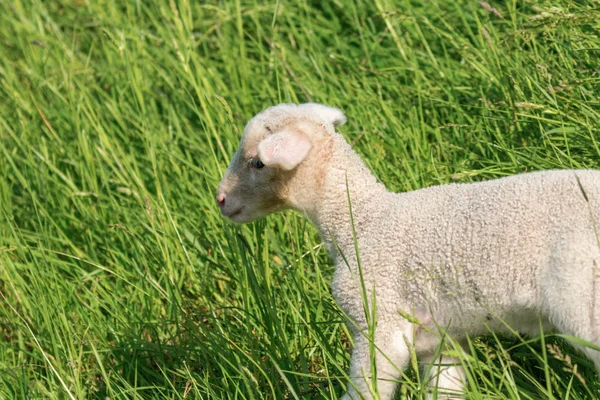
1,0,600,398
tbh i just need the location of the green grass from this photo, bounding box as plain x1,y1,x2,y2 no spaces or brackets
1,0,600,398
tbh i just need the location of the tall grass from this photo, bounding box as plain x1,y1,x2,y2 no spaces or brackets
1,0,599,398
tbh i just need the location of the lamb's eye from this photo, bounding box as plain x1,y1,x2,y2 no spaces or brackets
250,158,265,169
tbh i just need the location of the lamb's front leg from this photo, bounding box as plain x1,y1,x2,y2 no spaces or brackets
423,353,466,399
342,322,412,400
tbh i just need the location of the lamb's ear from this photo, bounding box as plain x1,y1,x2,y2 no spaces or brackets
299,103,347,127
257,128,312,171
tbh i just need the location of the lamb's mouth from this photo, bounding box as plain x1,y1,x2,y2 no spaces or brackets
224,206,244,219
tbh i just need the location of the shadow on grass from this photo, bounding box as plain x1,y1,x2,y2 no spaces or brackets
98,306,346,399
98,314,600,399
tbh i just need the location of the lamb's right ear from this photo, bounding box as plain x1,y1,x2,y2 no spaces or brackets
257,128,312,171
299,103,347,127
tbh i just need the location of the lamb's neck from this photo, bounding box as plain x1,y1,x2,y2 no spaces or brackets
306,138,389,255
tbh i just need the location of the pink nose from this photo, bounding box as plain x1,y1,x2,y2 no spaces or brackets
216,193,226,208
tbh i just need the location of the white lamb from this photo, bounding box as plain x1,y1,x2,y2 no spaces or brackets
216,103,600,399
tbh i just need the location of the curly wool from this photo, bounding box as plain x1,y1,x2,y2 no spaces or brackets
217,103,600,400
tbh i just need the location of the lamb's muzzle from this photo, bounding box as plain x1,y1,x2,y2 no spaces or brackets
217,102,600,400
216,193,225,208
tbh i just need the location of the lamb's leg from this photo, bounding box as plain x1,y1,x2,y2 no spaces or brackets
422,354,466,399
549,316,600,381
549,299,600,377
587,349,600,376
342,325,411,400
543,247,600,378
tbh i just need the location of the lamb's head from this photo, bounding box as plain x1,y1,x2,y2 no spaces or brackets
216,103,346,223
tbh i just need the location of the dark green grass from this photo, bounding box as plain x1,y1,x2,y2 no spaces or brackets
1,0,599,398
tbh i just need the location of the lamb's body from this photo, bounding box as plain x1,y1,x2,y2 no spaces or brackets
217,103,600,399
331,164,600,343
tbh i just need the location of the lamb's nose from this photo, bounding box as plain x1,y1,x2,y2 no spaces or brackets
216,193,226,208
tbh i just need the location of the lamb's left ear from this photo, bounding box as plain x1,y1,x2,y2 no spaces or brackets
257,128,312,171
299,103,347,127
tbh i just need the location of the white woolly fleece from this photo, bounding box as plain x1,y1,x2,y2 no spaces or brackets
217,103,600,400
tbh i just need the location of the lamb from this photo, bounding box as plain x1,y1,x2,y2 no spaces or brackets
216,103,600,399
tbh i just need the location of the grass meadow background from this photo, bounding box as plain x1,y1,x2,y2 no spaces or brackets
1,0,600,398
